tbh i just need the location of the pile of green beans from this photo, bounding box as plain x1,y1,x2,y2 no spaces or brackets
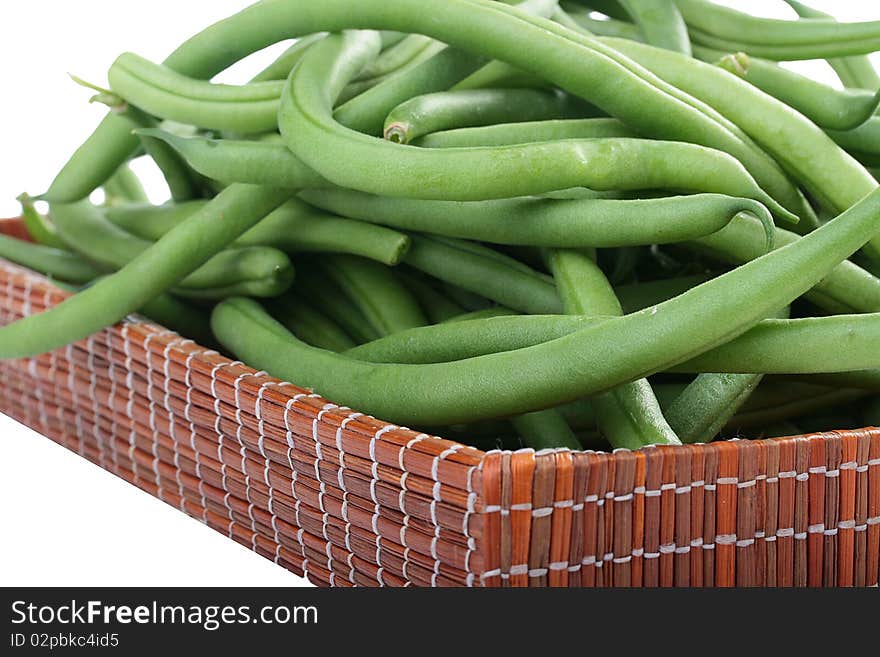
4,0,880,452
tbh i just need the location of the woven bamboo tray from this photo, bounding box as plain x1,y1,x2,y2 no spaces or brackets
2,217,879,587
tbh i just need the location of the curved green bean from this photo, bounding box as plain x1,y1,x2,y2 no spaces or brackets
782,0,880,90
17,194,65,249
715,51,880,131
251,34,329,82
136,129,327,190
301,188,774,249
102,163,148,204
281,30,797,222
674,0,880,58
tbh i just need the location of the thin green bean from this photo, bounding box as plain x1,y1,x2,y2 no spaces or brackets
619,0,691,54
0,234,105,284
102,163,149,204
267,295,356,352
301,188,774,249
415,118,634,148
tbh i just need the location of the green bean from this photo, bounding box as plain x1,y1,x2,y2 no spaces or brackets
826,117,880,168
136,129,327,190
292,265,382,345
384,88,590,144
102,163,149,204
715,51,880,131
317,255,426,336
50,201,294,300
405,234,561,314
451,61,548,91
134,291,216,349
45,0,803,209
562,9,643,40
281,28,799,223
690,212,880,314
345,309,880,379
222,163,880,424
782,0,880,90
397,271,466,324
267,295,356,352
510,410,583,450
17,194,65,249
356,35,439,82
107,198,410,266
618,0,690,54
104,201,209,239
547,248,680,449
443,307,519,323
250,34,329,82
106,53,292,133
604,38,872,238
665,368,765,443
0,184,291,359
674,0,880,58
616,274,713,313
415,117,634,148
336,48,487,136
301,188,774,249
0,234,104,284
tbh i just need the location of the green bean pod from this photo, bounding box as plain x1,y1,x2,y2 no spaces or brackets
690,212,880,314
0,234,104,284
106,198,410,266
50,201,295,299
282,31,797,223
267,295,356,352
136,129,327,190
826,117,880,168
416,118,634,148
510,411,583,450
397,272,466,324
212,167,880,426
0,184,291,359
547,248,680,449
384,88,589,144
715,51,880,131
250,34,329,82
782,0,880,89
17,194,66,249
102,163,149,204
292,266,382,345
674,0,880,58
301,188,774,249
619,0,691,54
451,61,548,92
404,235,561,314
318,255,426,336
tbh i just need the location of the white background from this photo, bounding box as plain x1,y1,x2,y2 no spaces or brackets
1,1,878,587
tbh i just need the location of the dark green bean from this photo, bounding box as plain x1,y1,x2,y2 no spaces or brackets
318,255,426,336
267,295,356,352
397,271,466,324
292,265,382,345
510,411,583,450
